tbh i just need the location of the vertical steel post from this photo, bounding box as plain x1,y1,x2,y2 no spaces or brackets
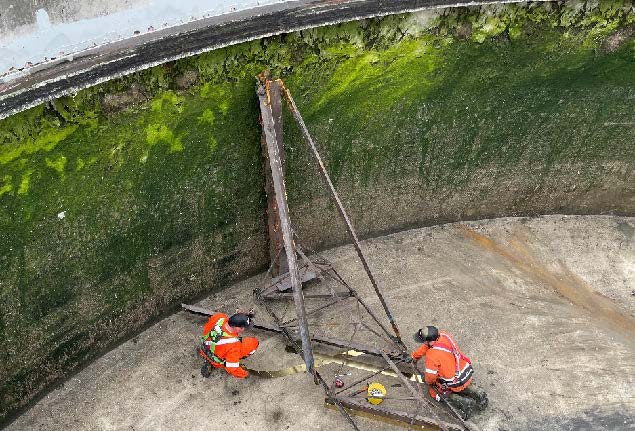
260,79,287,276
257,83,315,374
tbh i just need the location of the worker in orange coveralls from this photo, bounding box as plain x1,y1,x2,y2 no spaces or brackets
199,310,259,379
411,326,488,419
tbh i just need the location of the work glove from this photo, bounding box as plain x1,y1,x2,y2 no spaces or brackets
401,352,413,364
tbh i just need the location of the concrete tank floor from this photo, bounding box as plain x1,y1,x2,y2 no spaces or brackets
6,215,635,431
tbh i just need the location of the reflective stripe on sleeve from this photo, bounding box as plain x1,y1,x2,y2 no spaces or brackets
425,368,438,374
225,362,240,368
216,338,240,345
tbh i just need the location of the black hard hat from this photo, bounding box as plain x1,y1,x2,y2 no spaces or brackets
414,326,439,343
228,313,253,329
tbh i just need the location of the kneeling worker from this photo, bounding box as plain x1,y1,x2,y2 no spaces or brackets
199,309,259,379
411,326,487,419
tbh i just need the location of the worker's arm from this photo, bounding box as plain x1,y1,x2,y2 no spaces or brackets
423,355,440,385
411,343,430,361
224,347,249,379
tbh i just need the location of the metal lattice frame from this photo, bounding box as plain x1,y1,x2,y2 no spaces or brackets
249,77,472,431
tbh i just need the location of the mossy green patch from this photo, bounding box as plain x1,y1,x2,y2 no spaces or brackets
0,175,12,197
45,156,67,178
145,123,183,152
198,109,215,125
209,137,218,153
0,125,77,165
150,91,184,113
17,170,34,196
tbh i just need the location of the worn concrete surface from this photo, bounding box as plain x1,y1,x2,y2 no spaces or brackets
5,215,634,431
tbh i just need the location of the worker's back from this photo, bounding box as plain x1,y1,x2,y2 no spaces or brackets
426,331,473,390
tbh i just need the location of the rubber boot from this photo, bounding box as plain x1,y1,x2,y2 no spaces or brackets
201,362,211,378
447,393,476,420
461,386,488,411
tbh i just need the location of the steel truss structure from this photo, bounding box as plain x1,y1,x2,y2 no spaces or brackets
186,76,474,431
254,74,474,431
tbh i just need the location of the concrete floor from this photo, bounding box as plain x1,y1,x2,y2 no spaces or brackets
6,215,635,431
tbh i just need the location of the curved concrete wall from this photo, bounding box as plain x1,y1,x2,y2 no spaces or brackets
0,0,537,120
1,0,634,425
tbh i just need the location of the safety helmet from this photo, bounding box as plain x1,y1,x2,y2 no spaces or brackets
414,326,439,343
228,313,253,328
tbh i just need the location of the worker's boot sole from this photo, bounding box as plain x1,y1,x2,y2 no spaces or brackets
461,386,489,411
475,391,488,410
448,395,476,420
469,388,489,411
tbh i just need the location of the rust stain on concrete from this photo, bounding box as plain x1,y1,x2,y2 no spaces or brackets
458,224,635,346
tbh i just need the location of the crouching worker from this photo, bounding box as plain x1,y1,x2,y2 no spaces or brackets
411,326,488,420
199,309,259,379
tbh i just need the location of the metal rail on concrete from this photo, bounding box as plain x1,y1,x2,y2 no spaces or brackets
325,397,464,431
181,304,402,361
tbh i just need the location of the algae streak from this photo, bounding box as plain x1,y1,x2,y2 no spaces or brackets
1,1,635,423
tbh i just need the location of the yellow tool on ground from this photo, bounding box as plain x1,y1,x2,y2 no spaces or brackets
366,382,387,405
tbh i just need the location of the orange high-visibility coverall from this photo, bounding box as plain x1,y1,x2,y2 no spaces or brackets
202,313,259,379
411,331,473,399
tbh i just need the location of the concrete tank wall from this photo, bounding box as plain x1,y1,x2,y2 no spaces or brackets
1,1,634,425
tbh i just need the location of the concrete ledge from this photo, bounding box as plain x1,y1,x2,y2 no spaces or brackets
0,0,536,120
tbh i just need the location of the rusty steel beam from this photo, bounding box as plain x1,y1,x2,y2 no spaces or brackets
260,78,288,277
260,292,352,300
280,82,405,350
326,396,464,431
182,303,402,360
257,82,315,374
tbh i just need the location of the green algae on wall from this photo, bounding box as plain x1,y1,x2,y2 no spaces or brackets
1,0,635,423
0,68,269,421
278,1,635,246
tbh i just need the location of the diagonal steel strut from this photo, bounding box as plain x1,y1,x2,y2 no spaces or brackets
280,81,405,349
257,82,315,375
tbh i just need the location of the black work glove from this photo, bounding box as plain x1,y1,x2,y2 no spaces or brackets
401,352,414,364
